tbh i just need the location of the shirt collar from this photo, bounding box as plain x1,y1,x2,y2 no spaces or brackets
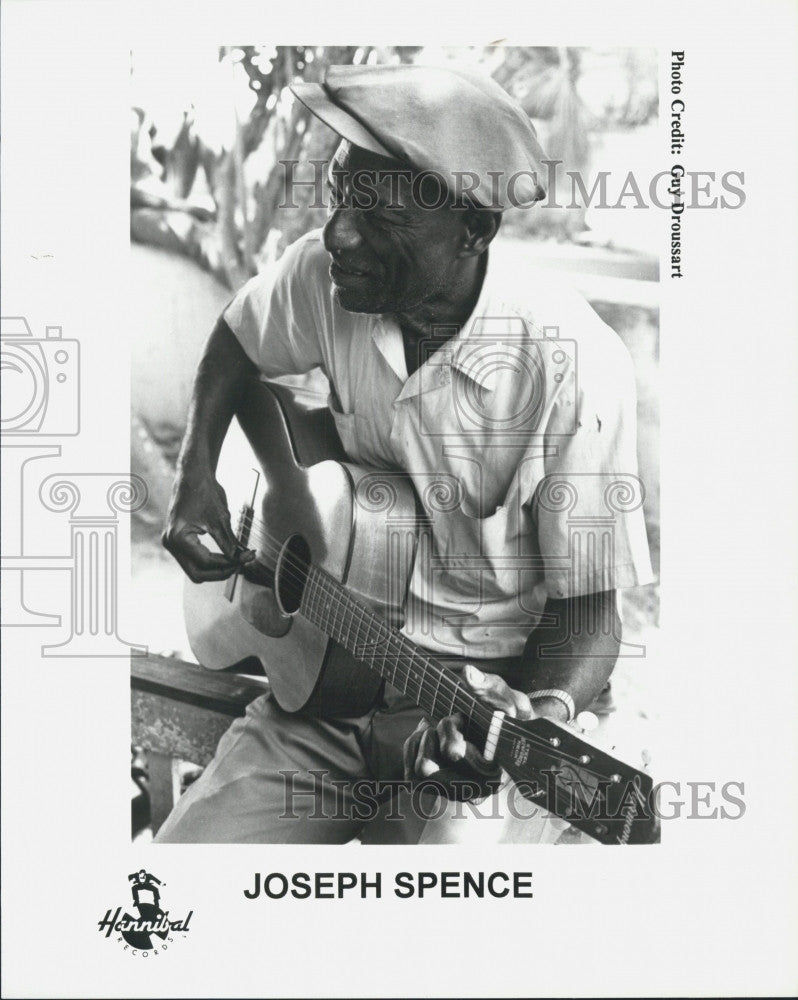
392,250,499,402
370,319,408,382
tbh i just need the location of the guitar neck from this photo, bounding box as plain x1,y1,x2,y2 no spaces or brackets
298,565,656,846
300,564,485,732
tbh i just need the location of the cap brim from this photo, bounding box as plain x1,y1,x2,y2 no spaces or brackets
289,81,397,160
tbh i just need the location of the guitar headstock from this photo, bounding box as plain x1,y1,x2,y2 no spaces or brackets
500,715,659,845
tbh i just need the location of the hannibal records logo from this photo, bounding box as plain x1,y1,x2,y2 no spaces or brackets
97,870,193,956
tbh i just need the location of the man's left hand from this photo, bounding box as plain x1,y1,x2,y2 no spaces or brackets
402,663,568,800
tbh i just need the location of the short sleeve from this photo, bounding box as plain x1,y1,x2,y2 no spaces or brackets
534,329,654,599
223,233,326,378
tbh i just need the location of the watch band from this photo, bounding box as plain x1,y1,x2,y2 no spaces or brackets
528,688,576,724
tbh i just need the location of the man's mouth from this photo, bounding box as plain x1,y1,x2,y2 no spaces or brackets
330,261,371,282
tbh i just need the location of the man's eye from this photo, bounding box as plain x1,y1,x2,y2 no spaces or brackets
327,178,346,205
369,208,406,227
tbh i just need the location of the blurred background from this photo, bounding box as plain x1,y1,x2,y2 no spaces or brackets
129,45,661,836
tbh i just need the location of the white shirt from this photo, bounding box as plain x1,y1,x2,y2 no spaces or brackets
225,229,654,659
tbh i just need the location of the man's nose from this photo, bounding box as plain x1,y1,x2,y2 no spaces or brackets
323,206,363,255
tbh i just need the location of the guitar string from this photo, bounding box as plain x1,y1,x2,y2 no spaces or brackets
237,516,488,719
250,548,649,840
238,532,644,832
236,518,587,763
234,518,639,788
240,518,492,731
229,508,631,839
235,518,637,781
229,515,637,785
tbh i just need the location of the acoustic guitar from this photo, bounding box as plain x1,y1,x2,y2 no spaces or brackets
184,378,657,844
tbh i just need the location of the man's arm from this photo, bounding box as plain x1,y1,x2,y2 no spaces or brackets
520,590,621,723
162,317,258,582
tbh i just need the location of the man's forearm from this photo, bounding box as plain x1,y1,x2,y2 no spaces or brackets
523,591,621,718
179,317,257,476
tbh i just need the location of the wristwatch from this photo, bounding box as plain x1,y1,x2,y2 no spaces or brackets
528,688,576,724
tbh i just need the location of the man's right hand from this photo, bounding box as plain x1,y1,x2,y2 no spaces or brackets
162,466,255,582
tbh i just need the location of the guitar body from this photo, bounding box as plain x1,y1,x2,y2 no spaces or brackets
184,379,419,717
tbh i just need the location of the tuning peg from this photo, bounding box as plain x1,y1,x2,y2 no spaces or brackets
575,711,599,732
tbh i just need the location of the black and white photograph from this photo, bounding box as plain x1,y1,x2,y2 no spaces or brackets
1,3,797,998
129,44,662,848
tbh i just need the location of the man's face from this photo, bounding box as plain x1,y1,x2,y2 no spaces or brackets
322,140,469,314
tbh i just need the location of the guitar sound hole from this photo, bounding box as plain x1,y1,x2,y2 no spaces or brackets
274,533,311,616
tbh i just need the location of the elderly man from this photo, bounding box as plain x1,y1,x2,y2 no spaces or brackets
157,64,653,844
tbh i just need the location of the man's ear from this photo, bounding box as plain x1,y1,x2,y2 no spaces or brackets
460,209,501,257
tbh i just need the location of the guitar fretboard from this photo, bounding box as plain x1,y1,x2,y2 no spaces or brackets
300,564,486,732
296,564,655,845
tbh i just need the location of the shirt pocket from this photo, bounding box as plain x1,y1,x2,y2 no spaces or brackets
327,392,360,462
329,389,395,470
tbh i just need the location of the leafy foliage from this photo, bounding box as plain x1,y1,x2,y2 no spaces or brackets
131,45,657,288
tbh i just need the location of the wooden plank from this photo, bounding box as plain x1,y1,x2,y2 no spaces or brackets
131,653,270,767
131,652,269,715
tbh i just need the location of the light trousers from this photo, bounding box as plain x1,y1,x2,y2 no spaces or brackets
155,684,595,846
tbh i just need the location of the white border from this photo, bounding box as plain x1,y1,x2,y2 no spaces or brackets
2,2,797,997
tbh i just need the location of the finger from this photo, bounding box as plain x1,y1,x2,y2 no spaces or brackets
170,529,239,580
462,664,534,719
415,727,441,777
206,498,256,564
462,739,503,777
207,507,244,561
402,724,425,782
171,548,238,583
437,713,467,762
508,689,534,721
180,529,239,568
463,664,514,713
